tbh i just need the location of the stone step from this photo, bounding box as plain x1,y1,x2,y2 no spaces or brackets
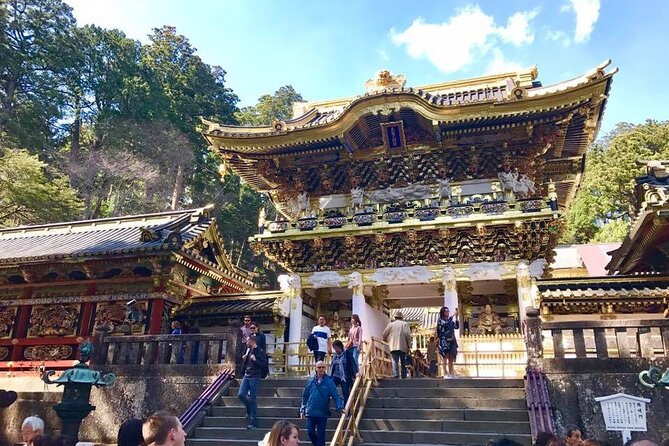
359,419,530,434
377,378,525,388
225,387,306,397
202,416,340,429
357,430,532,446
211,406,306,417
218,396,303,407
370,387,526,399
366,396,526,410
363,407,529,422
193,426,334,441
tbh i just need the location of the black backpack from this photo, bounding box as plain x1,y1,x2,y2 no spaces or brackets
307,333,319,352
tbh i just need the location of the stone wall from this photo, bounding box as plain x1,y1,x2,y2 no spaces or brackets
539,357,669,445
0,364,233,445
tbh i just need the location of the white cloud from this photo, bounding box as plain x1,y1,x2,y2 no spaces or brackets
565,0,601,42
389,5,536,74
485,48,525,74
497,10,539,46
545,29,571,47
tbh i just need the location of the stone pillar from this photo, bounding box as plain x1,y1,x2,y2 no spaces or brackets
516,262,533,335
441,265,460,336
524,307,543,360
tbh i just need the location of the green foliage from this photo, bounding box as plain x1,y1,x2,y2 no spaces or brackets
564,120,669,243
0,146,82,226
236,85,303,125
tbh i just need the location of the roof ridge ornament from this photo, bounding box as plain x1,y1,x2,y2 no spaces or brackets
364,70,406,94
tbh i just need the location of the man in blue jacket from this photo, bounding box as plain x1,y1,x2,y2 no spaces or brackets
237,335,267,429
300,361,345,446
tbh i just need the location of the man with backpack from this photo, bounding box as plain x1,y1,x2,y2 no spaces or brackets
238,334,267,429
300,361,345,446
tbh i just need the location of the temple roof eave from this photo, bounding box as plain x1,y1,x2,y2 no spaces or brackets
204,68,615,155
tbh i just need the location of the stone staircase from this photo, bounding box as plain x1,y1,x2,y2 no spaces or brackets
187,377,531,446
187,377,329,445
358,378,532,446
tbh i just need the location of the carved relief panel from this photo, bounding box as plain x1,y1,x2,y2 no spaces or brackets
94,301,147,335
28,304,80,337
0,306,17,339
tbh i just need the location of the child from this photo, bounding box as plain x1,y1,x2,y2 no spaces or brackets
427,336,438,378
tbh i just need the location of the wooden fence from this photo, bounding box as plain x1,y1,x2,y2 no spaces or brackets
96,333,229,365
540,319,669,359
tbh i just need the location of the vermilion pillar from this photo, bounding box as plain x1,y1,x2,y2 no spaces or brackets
148,299,165,334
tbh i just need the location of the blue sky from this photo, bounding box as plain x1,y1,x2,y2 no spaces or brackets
65,0,669,136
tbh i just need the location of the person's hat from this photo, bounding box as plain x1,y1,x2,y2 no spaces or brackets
394,311,404,319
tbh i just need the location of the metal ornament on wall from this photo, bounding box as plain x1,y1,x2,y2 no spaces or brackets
0,346,9,361
639,367,669,389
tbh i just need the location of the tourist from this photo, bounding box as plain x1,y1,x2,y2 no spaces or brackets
345,314,362,368
564,426,583,446
426,336,438,377
50,434,74,446
412,349,428,378
238,334,268,429
300,360,345,446
241,315,253,343
117,418,145,446
535,431,560,446
259,420,300,446
330,340,358,403
382,311,411,379
437,306,459,378
251,321,267,351
142,411,186,446
583,440,600,446
170,320,182,335
21,415,44,446
311,316,332,362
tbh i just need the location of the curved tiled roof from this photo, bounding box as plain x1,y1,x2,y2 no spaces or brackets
203,61,616,148
0,207,213,264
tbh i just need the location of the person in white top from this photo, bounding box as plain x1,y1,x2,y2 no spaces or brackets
311,316,332,362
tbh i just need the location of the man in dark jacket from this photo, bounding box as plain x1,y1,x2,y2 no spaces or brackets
300,361,345,446
237,335,267,429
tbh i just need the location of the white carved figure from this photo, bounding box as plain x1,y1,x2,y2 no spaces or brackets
528,259,548,279
347,271,364,296
437,178,452,202
441,265,456,291
515,174,537,197
364,70,407,94
466,262,506,281
350,188,364,209
366,183,432,204
498,171,517,191
309,271,345,289
297,192,310,213
278,274,292,295
371,266,433,285
516,262,531,288
278,273,301,298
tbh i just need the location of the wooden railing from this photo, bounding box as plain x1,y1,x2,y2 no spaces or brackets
540,319,669,359
96,333,229,365
180,368,235,434
266,340,331,376
330,337,392,446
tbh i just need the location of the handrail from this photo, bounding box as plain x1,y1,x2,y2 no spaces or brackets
330,337,392,446
180,368,235,434
524,365,554,439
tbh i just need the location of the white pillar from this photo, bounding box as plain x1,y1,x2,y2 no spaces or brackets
441,265,460,336
516,262,533,335
279,274,303,366
348,272,389,343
